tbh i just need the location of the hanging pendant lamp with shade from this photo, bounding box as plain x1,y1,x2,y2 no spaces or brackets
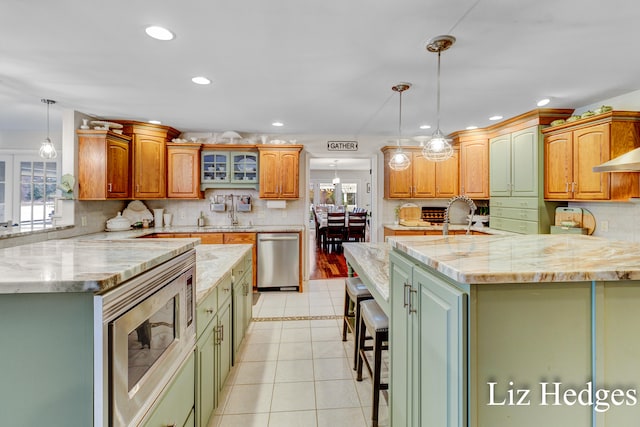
332,160,341,184
422,35,455,162
387,82,412,171
39,99,57,159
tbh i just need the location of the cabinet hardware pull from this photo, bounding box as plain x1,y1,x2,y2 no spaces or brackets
409,288,417,314
220,324,224,341
205,308,214,314
107,183,112,192
565,181,569,192
403,281,410,308
572,181,576,193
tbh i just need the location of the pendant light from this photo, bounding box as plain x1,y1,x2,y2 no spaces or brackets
422,35,455,162
387,83,412,171
332,160,341,184
39,99,57,159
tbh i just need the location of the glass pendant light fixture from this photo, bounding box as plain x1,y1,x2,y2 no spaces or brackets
422,35,455,162
387,83,412,171
39,99,57,159
332,160,341,184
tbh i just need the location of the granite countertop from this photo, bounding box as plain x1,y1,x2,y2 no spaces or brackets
342,242,390,303
83,225,305,240
383,223,516,235
389,234,640,284
195,244,252,303
0,238,199,294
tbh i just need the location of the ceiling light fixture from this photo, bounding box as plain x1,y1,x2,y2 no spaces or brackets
466,126,478,130
387,82,412,171
422,35,455,162
145,26,174,41
39,99,57,159
419,124,432,130
332,160,341,184
272,121,284,127
148,120,162,125
489,115,503,121
537,98,551,107
191,76,211,85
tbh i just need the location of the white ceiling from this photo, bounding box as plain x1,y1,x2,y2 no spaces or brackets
2,0,640,142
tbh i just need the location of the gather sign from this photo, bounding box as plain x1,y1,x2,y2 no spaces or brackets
327,141,358,151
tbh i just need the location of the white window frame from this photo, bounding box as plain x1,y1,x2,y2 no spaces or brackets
0,151,59,229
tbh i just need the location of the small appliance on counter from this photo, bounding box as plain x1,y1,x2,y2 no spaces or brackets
399,204,434,226
550,207,595,235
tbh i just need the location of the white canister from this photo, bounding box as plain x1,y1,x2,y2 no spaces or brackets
163,213,172,227
153,209,164,228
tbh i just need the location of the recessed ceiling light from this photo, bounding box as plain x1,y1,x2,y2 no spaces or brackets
466,126,478,130
272,121,284,127
145,26,174,41
191,76,211,85
149,120,162,125
419,124,432,130
489,115,503,121
537,98,551,107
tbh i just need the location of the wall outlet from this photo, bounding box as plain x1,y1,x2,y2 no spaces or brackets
81,216,87,227
179,210,186,220
601,220,609,232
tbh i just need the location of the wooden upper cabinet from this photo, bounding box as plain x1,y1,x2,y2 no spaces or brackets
382,146,458,199
452,129,489,199
115,121,180,199
167,143,202,199
257,145,303,199
77,130,131,200
542,111,640,201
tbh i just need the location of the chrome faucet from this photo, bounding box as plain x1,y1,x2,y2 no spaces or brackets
443,195,477,236
228,194,239,226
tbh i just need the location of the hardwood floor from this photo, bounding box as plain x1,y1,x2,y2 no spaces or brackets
308,230,349,280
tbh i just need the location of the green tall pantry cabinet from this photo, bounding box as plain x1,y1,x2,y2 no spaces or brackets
488,110,572,233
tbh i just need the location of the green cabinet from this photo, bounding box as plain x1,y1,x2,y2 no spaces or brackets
201,150,258,190
142,352,195,427
489,126,539,197
390,251,467,427
489,126,557,234
195,271,235,427
232,253,253,362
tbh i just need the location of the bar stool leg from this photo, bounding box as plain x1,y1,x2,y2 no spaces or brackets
353,300,362,370
371,331,382,427
342,285,350,342
356,313,366,381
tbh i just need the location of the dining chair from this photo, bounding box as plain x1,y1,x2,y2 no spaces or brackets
346,211,367,242
324,212,346,253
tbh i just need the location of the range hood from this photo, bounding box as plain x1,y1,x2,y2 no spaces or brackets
593,147,640,172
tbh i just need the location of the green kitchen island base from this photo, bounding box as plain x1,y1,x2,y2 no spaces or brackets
389,234,640,427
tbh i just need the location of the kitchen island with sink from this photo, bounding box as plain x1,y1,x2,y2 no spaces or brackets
386,234,640,427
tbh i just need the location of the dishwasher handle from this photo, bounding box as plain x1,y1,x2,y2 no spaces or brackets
258,236,298,241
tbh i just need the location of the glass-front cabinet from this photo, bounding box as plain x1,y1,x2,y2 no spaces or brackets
201,150,258,190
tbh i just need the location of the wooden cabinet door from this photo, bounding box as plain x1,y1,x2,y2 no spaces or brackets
384,152,413,198
510,127,539,197
278,150,300,198
459,139,488,198
412,152,436,198
489,134,512,197
573,123,610,200
544,131,573,199
167,145,201,199
258,150,280,198
106,138,130,198
435,150,459,198
133,136,166,199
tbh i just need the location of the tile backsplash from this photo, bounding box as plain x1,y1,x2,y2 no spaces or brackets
570,201,640,242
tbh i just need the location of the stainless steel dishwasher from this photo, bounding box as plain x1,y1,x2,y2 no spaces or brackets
257,232,300,291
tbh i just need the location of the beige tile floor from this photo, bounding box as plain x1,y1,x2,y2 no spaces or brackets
208,278,389,427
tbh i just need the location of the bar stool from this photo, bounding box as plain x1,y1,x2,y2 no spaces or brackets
356,299,389,427
342,276,373,370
